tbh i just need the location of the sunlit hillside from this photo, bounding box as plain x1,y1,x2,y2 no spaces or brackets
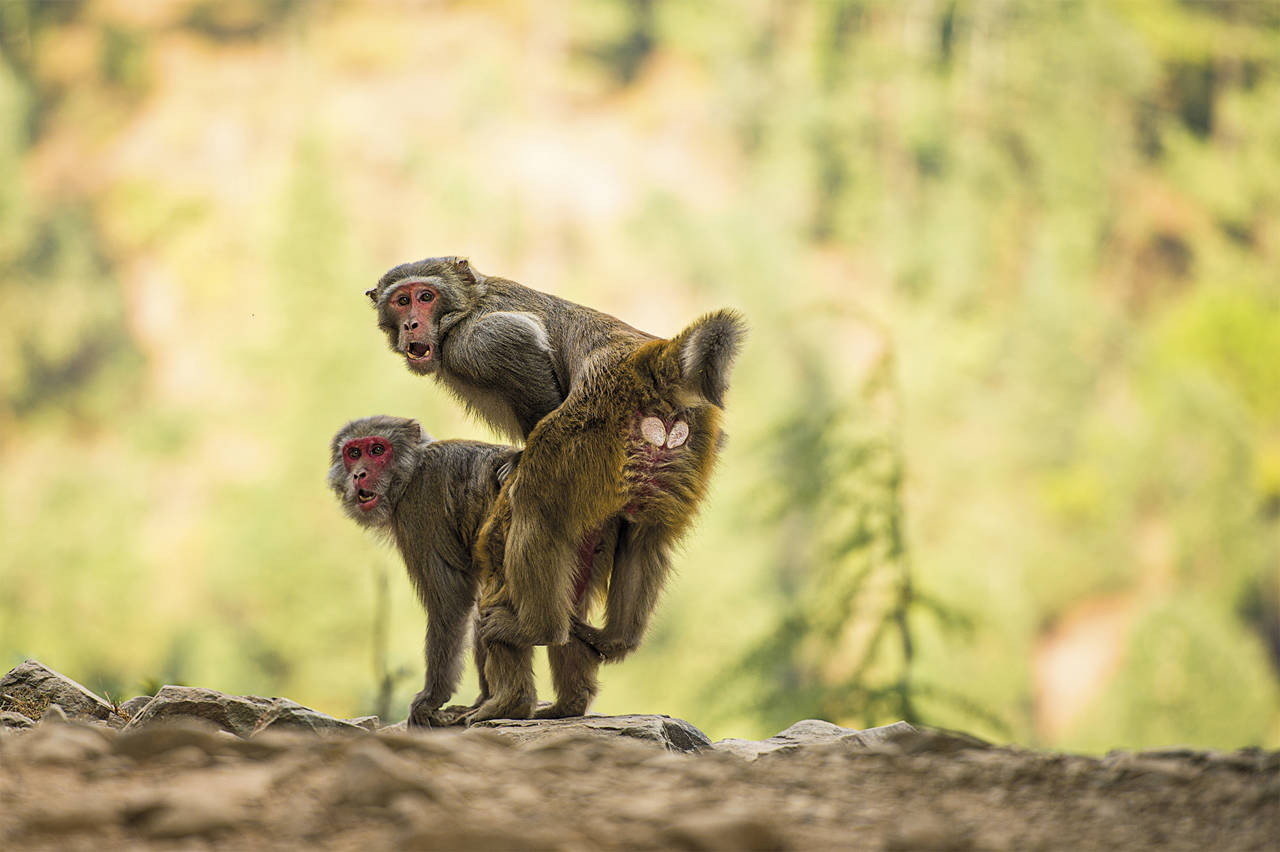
1,0,1277,749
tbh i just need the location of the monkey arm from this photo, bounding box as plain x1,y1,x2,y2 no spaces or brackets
407,556,481,726
445,311,567,439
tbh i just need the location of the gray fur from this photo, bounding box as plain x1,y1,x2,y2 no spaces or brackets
370,256,656,441
328,415,518,725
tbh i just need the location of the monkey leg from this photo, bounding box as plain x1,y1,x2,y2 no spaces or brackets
534,637,601,719
407,564,480,728
570,521,672,663
472,615,491,705
500,417,622,646
462,641,536,725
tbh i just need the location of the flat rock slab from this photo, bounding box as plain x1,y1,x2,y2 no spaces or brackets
0,660,120,727
713,719,929,760
471,714,713,753
124,686,366,738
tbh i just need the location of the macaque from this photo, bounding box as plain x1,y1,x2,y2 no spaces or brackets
328,415,517,727
365,257,743,722
367,257,742,641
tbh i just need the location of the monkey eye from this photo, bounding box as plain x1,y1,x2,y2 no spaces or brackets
346,447,361,460
419,290,434,303
370,444,385,456
396,295,410,307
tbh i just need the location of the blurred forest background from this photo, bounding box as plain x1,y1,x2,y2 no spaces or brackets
1,0,1277,751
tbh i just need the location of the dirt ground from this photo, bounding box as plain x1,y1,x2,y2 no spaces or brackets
0,720,1276,851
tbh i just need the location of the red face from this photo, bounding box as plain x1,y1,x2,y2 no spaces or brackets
388,281,441,373
342,436,394,512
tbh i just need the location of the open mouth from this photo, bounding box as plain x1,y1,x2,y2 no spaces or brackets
356,490,379,510
406,342,431,361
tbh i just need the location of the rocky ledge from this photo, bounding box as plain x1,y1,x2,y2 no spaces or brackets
2,659,1276,851
0,658,922,754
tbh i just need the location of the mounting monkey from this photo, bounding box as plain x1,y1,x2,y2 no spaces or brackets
366,257,744,720
466,316,741,723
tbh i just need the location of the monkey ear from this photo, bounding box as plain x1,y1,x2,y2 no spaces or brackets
452,257,477,283
410,420,434,443
364,287,378,303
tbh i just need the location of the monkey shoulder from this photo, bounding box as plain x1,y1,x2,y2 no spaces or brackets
422,439,518,488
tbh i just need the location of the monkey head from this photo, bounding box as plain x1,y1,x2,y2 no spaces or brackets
328,415,430,529
366,256,483,376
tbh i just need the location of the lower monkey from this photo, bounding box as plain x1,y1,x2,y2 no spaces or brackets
328,415,528,726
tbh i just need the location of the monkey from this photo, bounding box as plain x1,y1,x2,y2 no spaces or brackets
461,309,745,724
366,257,738,445
328,414,617,726
327,415,518,727
367,256,743,650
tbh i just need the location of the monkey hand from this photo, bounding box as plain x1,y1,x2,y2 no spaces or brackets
569,617,638,662
496,451,522,485
407,691,457,728
478,604,568,647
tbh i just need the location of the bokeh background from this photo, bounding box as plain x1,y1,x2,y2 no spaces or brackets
1,0,1278,751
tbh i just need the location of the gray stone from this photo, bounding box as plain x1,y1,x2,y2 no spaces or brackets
123,686,274,737
346,715,381,732
254,698,368,736
118,695,154,718
0,710,35,730
472,714,713,753
122,686,367,738
713,719,923,760
0,660,116,724
40,703,69,724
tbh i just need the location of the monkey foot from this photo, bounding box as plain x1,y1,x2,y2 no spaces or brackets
461,695,536,726
533,701,592,720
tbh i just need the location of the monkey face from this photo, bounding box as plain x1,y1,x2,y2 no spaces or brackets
341,435,395,512
383,278,443,375
329,416,426,531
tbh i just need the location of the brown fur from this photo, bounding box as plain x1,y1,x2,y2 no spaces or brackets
367,258,745,722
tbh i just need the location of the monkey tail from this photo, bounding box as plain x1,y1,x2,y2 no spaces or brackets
670,308,747,408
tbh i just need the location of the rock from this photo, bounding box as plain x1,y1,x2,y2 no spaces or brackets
254,698,369,736
0,660,116,725
122,686,366,738
713,719,923,760
663,812,789,851
114,720,232,762
347,715,381,732
40,703,69,724
118,695,154,718
17,722,114,765
0,710,35,731
472,714,713,753
333,740,446,807
123,686,274,737
141,784,255,838
21,798,123,834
